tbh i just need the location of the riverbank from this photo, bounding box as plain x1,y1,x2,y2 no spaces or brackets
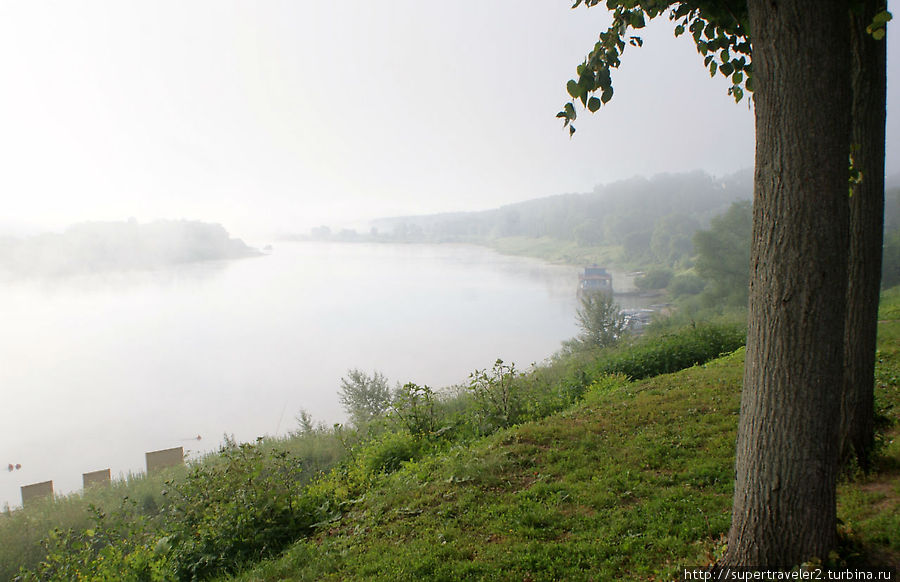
4,290,898,578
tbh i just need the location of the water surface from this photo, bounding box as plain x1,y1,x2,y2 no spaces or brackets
2,242,590,508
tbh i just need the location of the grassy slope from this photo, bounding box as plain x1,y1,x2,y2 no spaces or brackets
230,308,900,580
482,236,624,268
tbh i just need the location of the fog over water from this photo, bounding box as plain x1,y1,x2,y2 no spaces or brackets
0,242,625,508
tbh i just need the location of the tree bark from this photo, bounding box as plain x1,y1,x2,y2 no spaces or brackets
725,0,851,568
842,0,887,474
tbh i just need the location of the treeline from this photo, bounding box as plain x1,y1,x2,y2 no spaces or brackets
0,219,260,277
369,170,752,266
301,170,900,311
663,185,900,311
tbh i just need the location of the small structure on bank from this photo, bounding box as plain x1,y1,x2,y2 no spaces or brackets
145,446,184,475
577,266,613,299
83,468,111,489
21,480,53,507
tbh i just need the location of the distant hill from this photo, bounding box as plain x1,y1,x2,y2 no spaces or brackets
0,219,260,277
367,169,753,266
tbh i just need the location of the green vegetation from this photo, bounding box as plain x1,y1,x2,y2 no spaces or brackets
566,291,628,352
634,268,673,291
339,370,393,429
363,170,751,269
3,291,898,580
881,188,900,289
691,200,752,308
484,236,622,268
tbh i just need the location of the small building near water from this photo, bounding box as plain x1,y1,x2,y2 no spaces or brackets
578,266,613,298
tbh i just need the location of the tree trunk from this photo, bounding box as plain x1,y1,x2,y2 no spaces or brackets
725,0,851,568
842,0,887,474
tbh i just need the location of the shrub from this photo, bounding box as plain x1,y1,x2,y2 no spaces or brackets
392,382,439,437
591,323,746,381
339,369,393,428
467,359,523,431
17,502,173,582
634,268,674,290
668,272,706,297
161,441,318,580
575,291,628,349
357,431,423,475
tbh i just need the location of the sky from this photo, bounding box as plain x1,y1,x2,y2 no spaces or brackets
0,2,896,239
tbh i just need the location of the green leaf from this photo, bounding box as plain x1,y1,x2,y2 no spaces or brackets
567,80,581,99
569,125,576,137
588,96,602,112
732,87,744,103
674,24,685,37
732,71,743,84
872,10,892,25
598,67,611,87
872,28,886,40
630,10,646,29
709,61,718,77
564,102,576,118
601,87,614,104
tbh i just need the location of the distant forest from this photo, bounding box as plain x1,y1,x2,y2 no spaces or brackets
370,170,753,267
307,169,900,297
0,219,260,277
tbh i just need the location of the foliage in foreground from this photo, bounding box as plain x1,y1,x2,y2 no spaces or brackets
6,320,747,581
232,334,898,581
9,301,898,581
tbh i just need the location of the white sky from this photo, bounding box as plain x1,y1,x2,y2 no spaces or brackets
0,2,896,238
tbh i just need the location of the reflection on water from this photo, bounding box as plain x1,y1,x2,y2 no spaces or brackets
1,242,594,508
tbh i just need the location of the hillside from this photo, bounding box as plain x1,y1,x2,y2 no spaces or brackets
229,314,900,580
6,297,897,581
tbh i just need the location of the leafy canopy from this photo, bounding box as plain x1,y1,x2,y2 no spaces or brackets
559,0,751,136
558,0,891,135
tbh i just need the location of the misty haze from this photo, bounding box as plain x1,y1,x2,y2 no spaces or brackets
1,1,898,579
1,241,586,508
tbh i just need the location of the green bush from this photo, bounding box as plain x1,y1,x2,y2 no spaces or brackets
634,268,674,290
668,272,706,297
17,500,173,582
161,441,318,580
467,359,523,431
392,382,439,437
356,430,424,475
589,322,746,381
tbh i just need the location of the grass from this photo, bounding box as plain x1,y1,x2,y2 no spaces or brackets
225,295,900,581
835,299,900,567
5,294,898,581
482,236,624,267
229,329,899,581
230,351,741,581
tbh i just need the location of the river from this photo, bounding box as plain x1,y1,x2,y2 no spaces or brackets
2,241,624,508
